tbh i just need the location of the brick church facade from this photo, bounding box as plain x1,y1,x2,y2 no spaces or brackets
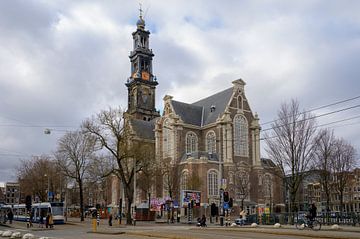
116,14,284,217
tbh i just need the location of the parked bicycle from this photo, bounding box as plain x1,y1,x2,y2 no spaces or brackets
295,217,321,231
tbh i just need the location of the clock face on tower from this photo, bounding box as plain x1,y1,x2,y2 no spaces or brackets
142,71,150,80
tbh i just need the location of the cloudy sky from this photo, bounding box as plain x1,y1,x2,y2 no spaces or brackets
1,0,360,182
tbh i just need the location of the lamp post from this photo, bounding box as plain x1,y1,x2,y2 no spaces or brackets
44,174,50,202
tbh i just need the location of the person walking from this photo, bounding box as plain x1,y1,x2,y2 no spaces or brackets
49,213,54,229
108,214,113,226
45,213,50,228
39,212,44,228
239,208,247,226
7,210,13,224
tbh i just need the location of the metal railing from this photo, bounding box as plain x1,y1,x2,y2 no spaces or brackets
245,212,360,226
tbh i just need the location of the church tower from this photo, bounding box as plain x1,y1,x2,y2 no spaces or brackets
125,11,160,121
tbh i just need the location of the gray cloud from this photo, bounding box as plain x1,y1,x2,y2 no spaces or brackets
1,0,360,181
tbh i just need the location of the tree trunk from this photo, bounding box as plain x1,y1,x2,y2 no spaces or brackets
289,192,296,224
127,197,132,224
79,179,84,222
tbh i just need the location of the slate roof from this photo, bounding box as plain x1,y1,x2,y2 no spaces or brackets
171,87,234,127
130,118,155,140
261,158,277,168
171,100,203,126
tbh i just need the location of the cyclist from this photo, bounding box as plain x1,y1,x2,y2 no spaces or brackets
306,203,317,226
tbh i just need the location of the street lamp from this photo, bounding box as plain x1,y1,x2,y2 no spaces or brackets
44,174,50,202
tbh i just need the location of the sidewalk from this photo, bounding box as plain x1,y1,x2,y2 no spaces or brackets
3,218,360,238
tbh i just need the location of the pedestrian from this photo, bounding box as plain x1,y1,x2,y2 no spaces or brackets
45,213,50,228
49,213,54,229
239,207,247,226
108,214,113,226
7,210,13,224
39,212,44,228
96,212,100,226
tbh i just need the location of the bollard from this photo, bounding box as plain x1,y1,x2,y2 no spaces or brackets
92,219,97,232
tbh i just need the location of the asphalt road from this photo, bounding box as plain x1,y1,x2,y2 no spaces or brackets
2,219,360,239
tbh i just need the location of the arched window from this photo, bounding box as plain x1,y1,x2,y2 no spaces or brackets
208,170,219,197
229,172,234,184
206,131,216,154
163,119,172,157
186,132,197,154
234,115,248,156
180,171,189,191
263,174,273,198
237,95,243,109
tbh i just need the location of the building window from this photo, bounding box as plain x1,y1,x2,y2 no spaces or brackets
163,119,172,157
234,114,248,156
208,170,219,197
180,171,189,191
237,95,243,109
186,132,198,154
206,131,216,154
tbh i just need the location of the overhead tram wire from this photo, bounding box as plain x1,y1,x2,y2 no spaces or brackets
261,95,360,126
260,114,360,141
261,104,360,132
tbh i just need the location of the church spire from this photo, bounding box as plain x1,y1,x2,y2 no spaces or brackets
125,11,159,121
136,3,145,30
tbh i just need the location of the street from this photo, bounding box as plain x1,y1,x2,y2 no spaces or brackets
2,218,360,239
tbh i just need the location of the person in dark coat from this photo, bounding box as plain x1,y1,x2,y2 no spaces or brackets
45,213,50,228
7,210,13,224
108,214,113,226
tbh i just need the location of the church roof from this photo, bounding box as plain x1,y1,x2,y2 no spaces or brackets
193,87,233,125
261,158,277,168
171,87,233,126
171,100,203,126
130,118,155,140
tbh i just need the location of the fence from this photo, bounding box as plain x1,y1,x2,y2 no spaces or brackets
245,212,360,226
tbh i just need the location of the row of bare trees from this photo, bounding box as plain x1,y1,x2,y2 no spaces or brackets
264,99,357,222
17,107,157,224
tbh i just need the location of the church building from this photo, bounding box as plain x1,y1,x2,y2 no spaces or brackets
121,13,283,217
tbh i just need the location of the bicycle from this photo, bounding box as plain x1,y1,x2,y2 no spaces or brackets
295,217,321,231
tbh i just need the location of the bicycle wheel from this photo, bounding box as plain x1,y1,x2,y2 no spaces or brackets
295,219,306,230
311,220,321,231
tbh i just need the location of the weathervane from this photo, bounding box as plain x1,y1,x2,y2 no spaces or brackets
139,3,143,18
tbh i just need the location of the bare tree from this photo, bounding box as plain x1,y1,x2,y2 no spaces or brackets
233,169,250,210
186,170,202,191
82,107,152,224
331,138,357,213
136,145,156,209
17,155,62,202
55,130,97,221
314,128,335,220
264,99,318,222
160,157,180,200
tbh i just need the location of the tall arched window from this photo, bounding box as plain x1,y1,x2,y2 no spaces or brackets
234,115,248,156
186,132,197,154
206,131,216,154
263,174,273,198
237,95,243,109
180,171,189,191
208,170,219,197
163,119,172,157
